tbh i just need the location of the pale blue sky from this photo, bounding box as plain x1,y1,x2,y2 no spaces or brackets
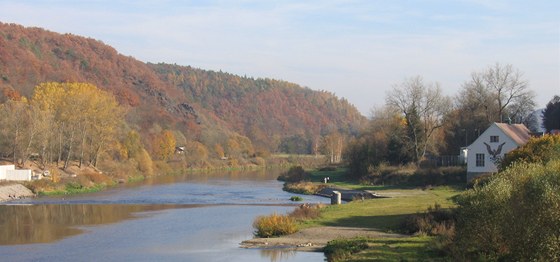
1,0,558,114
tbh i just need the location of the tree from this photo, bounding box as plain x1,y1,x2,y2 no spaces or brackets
0,99,29,165
462,63,535,123
32,82,124,168
386,76,451,163
153,130,176,160
322,132,344,164
542,95,560,133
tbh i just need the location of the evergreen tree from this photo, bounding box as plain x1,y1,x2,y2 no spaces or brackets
542,95,560,133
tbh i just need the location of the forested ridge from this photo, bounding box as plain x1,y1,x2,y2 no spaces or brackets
0,22,365,171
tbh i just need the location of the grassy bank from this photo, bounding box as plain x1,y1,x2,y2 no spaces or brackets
302,186,459,230
301,168,462,261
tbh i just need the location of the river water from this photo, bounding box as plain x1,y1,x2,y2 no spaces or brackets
0,169,329,262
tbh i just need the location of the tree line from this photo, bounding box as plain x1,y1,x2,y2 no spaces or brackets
346,63,559,179
0,82,122,169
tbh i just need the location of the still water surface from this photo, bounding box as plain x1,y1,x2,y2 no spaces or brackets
0,169,329,261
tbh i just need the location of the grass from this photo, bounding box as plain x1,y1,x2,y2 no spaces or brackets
339,236,447,262
301,167,463,261
253,213,298,237
301,186,459,231
38,183,107,196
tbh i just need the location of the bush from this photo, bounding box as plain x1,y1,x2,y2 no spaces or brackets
452,160,560,261
253,213,297,238
400,203,455,236
277,166,309,182
83,172,112,185
360,165,466,187
65,181,83,191
288,204,323,221
500,134,560,169
324,238,369,262
289,196,303,201
283,181,325,195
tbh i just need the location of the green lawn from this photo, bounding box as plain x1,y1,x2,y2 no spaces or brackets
302,186,459,230
346,236,448,262
303,168,462,261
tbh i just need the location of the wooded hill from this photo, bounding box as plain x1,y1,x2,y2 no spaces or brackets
0,22,365,159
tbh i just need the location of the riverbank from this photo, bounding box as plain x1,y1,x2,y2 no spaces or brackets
241,226,404,252
243,178,462,260
0,183,35,202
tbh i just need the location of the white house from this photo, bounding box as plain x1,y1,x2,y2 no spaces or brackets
466,123,531,181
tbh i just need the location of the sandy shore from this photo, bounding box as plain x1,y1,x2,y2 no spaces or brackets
0,183,35,202
240,226,405,252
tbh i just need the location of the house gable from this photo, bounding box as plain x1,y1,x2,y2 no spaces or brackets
466,123,530,181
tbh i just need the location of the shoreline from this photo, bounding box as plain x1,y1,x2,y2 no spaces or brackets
0,184,35,202
240,226,405,252
240,186,395,252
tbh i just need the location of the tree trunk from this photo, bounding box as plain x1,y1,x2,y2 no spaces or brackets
78,124,87,168
63,127,75,170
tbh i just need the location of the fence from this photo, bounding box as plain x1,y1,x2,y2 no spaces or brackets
423,155,464,167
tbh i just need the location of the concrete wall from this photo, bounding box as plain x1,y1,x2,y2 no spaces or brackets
6,169,32,181
0,165,16,180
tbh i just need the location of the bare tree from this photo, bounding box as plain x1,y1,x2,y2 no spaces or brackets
386,76,451,163
463,63,535,123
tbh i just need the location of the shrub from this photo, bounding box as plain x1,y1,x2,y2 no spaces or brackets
283,181,325,195
289,196,303,201
324,238,369,262
360,165,466,187
399,203,455,236
453,160,560,261
277,166,309,182
253,213,297,238
83,172,112,185
500,134,560,169
288,204,323,221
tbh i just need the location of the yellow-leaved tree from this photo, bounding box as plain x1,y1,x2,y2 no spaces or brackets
32,82,124,169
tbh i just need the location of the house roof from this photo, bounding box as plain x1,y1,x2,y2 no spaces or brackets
495,123,531,145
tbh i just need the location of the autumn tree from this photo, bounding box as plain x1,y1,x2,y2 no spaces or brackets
32,82,124,169
123,130,143,159
214,144,225,159
153,130,176,161
386,76,451,163
322,132,344,164
0,99,30,165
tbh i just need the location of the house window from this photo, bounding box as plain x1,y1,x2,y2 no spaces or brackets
490,136,499,143
476,153,485,167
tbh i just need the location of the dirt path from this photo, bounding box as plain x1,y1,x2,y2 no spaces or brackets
240,226,405,252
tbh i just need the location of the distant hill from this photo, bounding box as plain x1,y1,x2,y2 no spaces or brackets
0,22,366,154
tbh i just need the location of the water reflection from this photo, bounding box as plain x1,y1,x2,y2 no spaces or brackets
0,204,201,245
136,168,283,187
0,168,328,261
260,249,299,262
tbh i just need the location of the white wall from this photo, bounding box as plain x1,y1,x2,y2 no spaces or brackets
0,165,16,180
6,169,32,181
467,124,519,175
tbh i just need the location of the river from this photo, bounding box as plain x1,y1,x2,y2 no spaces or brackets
0,169,329,261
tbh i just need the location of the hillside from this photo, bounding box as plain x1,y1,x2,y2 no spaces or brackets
0,22,365,157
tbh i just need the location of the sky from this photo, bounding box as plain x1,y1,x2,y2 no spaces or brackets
0,0,559,115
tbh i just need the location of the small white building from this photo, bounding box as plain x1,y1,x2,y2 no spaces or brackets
466,123,531,181
0,165,33,181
